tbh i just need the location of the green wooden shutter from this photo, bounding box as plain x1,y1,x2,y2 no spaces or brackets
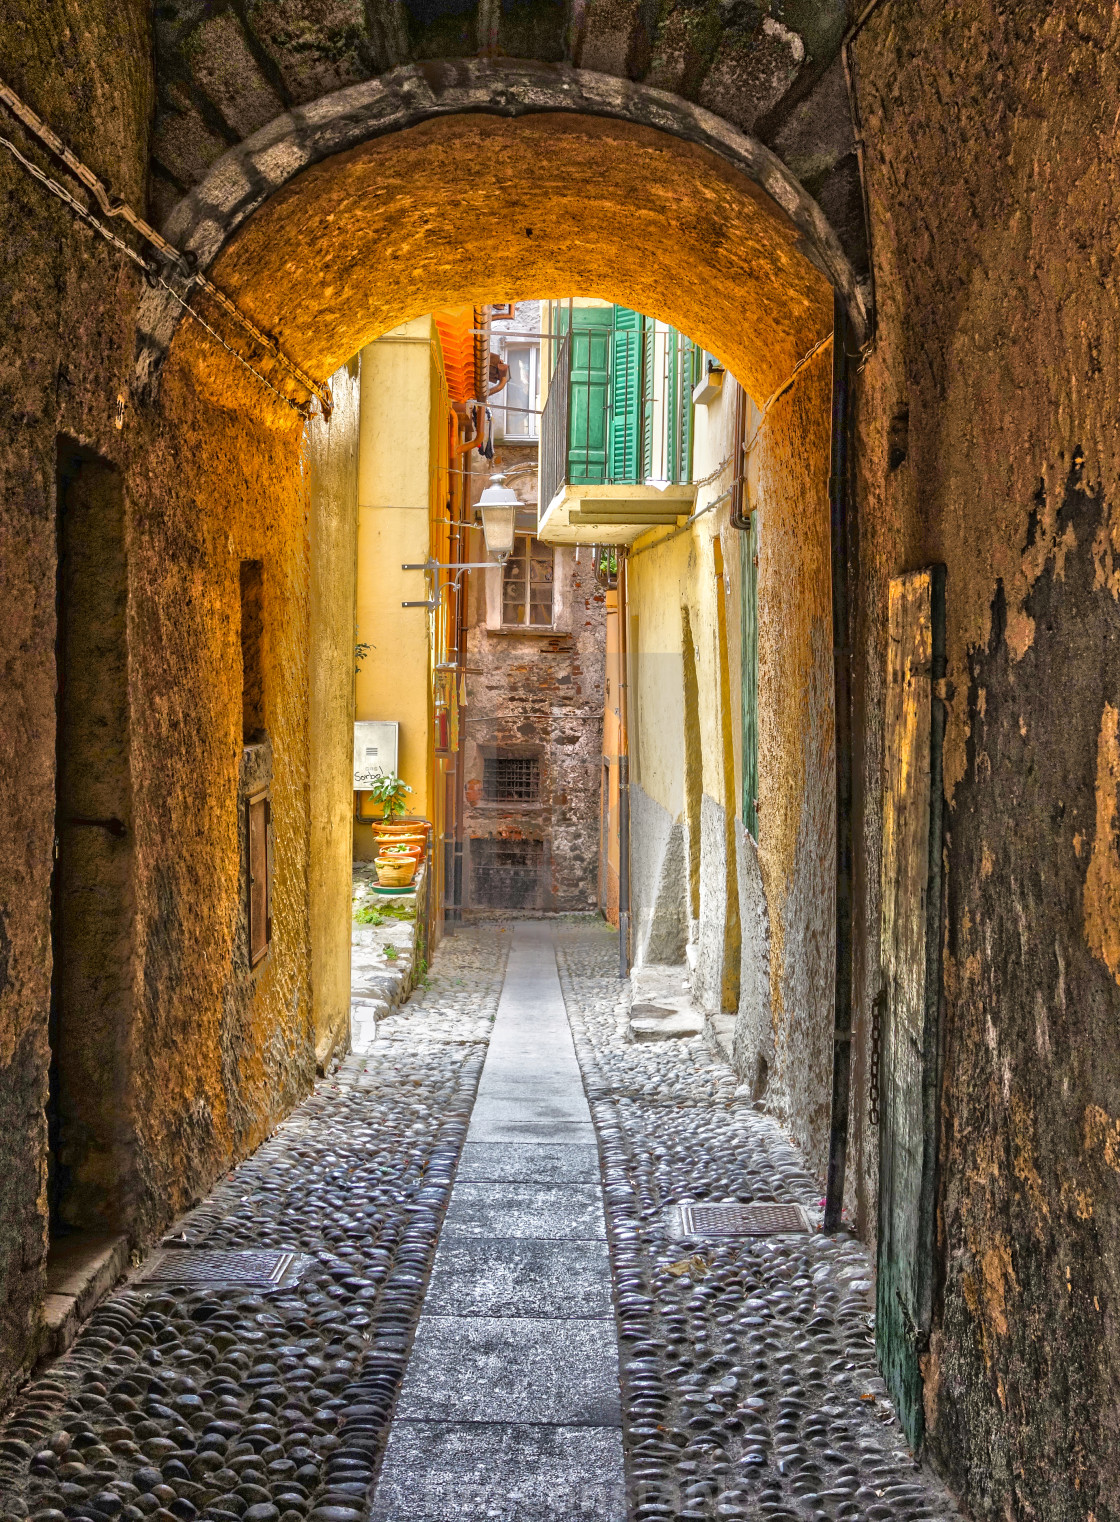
641,321,656,483
667,333,697,483
740,515,759,837
683,338,697,481
609,306,644,484
565,307,612,485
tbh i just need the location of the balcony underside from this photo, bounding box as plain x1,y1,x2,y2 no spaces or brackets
537,482,697,545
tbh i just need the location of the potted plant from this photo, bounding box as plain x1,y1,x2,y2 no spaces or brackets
357,772,413,832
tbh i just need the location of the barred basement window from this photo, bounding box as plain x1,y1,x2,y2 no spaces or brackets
483,755,540,803
502,535,554,627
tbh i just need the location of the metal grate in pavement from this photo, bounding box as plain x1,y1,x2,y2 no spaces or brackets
137,1249,309,1286
676,1201,814,1237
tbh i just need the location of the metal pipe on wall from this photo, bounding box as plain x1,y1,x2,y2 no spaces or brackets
824,291,856,1234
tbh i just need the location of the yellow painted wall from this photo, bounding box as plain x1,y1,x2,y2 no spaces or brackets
353,318,439,860
602,590,621,922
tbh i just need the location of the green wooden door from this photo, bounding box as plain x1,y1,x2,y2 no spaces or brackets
564,307,612,485
876,565,946,1453
739,514,759,837
609,306,644,483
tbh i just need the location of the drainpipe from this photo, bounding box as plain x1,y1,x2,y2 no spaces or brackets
824,292,856,1233
617,549,631,979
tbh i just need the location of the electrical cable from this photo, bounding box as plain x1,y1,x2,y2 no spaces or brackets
0,74,333,417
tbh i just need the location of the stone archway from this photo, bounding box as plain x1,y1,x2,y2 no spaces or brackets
136,61,866,405
132,71,850,1227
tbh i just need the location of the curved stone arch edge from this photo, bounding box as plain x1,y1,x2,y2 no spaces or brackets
134,59,869,400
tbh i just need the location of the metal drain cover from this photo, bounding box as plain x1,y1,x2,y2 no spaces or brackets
138,1249,309,1287
675,1202,814,1237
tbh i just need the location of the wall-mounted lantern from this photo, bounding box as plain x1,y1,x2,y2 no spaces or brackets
478,475,519,562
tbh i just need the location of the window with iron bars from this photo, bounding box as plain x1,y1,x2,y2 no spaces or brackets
483,755,541,803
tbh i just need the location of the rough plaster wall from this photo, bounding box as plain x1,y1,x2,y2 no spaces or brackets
129,366,315,1214
628,784,687,967
695,794,730,1015
306,357,360,1069
0,0,152,1403
752,354,836,1174
852,5,1120,1513
732,819,773,1097
0,13,326,1398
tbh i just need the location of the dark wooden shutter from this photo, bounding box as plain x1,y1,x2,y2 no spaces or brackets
248,790,270,966
876,566,946,1453
739,518,759,837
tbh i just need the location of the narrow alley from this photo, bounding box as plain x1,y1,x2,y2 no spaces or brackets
0,922,958,1522
5,6,1120,1517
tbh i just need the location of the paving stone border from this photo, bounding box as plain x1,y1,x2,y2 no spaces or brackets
556,925,962,1522
0,928,507,1522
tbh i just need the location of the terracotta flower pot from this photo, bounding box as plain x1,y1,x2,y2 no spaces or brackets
383,842,423,860
373,818,429,839
374,856,417,888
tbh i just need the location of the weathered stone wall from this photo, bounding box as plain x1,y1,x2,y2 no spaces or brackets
850,5,1120,1513
461,516,606,914
144,3,866,294
0,0,152,1404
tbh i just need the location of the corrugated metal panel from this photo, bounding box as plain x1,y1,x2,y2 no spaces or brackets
432,306,476,403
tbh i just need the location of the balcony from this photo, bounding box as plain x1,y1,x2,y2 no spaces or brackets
537,313,698,546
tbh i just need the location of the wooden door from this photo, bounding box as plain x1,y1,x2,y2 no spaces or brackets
876,566,946,1452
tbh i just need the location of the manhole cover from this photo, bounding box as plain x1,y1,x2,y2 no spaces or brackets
676,1202,814,1237
138,1249,309,1286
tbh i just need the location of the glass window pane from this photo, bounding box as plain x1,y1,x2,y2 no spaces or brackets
504,346,531,438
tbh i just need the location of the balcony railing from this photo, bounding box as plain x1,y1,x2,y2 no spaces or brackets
539,331,572,512
538,322,696,516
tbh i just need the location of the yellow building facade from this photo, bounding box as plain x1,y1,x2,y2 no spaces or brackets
351,311,479,944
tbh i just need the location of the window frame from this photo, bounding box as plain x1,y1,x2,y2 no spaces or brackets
501,534,555,629
495,340,540,441
246,785,272,967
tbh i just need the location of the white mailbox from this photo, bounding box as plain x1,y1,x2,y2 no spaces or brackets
353,721,399,787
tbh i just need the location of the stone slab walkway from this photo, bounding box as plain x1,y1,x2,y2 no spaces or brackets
370,921,625,1522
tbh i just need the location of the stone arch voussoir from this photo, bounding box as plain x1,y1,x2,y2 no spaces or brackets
135,58,867,399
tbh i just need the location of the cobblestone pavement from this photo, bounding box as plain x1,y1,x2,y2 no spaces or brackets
0,927,509,1522
2,917,964,1522
555,921,962,1522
